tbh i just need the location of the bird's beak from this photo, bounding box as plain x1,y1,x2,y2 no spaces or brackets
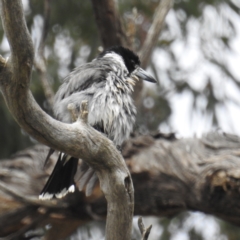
134,67,156,83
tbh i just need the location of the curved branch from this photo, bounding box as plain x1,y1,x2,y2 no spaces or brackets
0,1,133,239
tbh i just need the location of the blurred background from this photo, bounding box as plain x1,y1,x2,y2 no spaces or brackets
0,0,240,239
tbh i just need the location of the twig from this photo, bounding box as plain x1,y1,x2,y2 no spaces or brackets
39,0,51,57
138,217,152,240
139,0,174,68
34,0,54,108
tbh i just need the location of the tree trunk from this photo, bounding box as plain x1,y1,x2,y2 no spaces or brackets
91,0,130,48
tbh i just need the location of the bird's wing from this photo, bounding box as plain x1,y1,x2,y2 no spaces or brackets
54,62,110,102
53,62,111,123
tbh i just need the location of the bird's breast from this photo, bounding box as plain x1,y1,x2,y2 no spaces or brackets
87,78,136,146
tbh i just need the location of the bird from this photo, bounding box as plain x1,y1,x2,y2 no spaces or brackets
39,46,156,200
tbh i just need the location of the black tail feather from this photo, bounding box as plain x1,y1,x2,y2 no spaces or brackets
39,153,78,199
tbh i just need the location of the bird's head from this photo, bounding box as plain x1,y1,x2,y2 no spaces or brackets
99,46,156,83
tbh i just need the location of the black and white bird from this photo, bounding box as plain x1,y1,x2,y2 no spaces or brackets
39,46,156,200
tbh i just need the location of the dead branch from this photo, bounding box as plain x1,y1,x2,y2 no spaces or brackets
0,1,133,240
138,217,152,240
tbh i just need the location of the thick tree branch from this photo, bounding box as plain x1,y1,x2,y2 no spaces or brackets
0,1,133,239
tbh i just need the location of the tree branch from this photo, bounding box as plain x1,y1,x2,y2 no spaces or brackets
138,217,152,240
91,0,130,48
34,0,55,108
133,0,173,105
139,0,173,69
0,1,133,239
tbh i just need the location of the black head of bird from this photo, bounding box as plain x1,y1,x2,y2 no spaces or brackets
98,46,156,83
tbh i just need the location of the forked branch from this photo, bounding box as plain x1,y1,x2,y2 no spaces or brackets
138,217,152,240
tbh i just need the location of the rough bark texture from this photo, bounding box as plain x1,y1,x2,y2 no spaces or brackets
0,1,134,240
1,132,240,239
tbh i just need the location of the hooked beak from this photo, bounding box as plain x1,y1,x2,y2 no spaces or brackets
134,67,157,83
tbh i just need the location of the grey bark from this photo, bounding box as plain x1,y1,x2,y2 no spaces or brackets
0,1,133,240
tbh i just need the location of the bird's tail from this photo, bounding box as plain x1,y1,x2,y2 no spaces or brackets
39,153,78,200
